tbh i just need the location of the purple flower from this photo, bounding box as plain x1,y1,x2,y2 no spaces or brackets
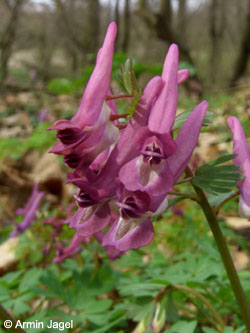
68,203,112,237
48,22,119,170
227,116,250,219
95,231,124,260
38,108,49,122
49,22,208,260
53,233,91,263
11,183,44,237
118,46,208,206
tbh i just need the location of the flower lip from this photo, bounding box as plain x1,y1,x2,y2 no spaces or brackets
116,195,143,219
56,128,86,145
64,153,82,168
140,142,165,165
74,189,98,208
115,185,151,220
135,127,177,165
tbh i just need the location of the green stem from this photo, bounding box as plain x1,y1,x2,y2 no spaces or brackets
168,191,197,200
175,176,194,185
186,167,250,332
0,304,26,333
174,285,225,331
214,190,240,214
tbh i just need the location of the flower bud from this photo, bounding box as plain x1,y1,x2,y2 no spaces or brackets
238,196,250,220
133,318,147,333
152,302,166,333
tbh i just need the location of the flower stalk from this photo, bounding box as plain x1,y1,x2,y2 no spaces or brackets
214,190,240,214
186,166,250,331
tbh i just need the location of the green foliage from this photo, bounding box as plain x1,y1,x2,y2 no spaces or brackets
192,154,242,195
0,201,249,332
47,78,77,95
0,123,55,161
1,72,250,332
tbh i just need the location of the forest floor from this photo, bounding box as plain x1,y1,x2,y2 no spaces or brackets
0,86,250,333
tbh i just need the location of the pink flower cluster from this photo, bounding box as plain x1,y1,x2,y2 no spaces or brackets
49,22,209,261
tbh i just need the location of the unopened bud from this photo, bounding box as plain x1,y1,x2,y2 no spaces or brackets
152,302,166,333
133,318,147,333
238,196,250,220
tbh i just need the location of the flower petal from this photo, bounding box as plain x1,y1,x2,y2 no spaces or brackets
74,22,117,125
119,156,174,200
102,217,154,251
53,233,90,263
178,69,190,84
168,100,208,183
227,116,250,205
69,204,111,237
85,76,163,197
148,44,179,134
11,189,44,237
95,231,124,259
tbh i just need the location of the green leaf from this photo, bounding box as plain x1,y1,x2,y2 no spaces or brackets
166,320,197,333
234,326,247,333
208,191,235,207
0,270,23,286
192,154,242,195
224,327,234,333
40,270,64,298
210,154,237,166
120,58,139,95
165,293,179,323
19,268,42,292
13,300,30,315
202,328,218,333
119,283,162,297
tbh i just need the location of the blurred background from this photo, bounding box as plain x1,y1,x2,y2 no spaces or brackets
0,0,250,93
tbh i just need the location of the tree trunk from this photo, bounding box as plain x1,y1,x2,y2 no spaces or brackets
230,0,250,87
122,0,130,53
137,0,203,94
178,0,187,47
114,0,120,51
0,0,24,82
54,0,85,53
87,0,100,54
209,0,219,84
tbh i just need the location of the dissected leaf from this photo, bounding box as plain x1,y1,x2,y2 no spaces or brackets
192,154,242,195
